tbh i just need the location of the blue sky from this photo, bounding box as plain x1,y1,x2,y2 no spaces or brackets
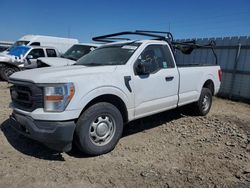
1,0,250,42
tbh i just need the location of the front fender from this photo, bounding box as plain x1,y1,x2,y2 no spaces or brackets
68,86,131,118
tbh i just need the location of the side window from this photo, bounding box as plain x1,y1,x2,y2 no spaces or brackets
28,49,45,59
30,42,40,46
46,49,57,57
162,45,175,68
136,45,173,74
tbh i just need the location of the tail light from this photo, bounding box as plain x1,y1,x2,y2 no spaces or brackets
218,69,222,82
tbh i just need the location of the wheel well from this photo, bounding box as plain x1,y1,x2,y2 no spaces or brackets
0,62,20,69
81,94,128,123
203,80,215,95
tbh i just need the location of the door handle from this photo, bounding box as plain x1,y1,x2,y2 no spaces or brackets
165,76,174,81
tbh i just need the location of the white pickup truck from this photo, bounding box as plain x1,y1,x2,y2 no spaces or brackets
0,46,60,81
9,31,221,155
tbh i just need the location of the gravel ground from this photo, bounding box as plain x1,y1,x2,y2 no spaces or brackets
0,81,249,188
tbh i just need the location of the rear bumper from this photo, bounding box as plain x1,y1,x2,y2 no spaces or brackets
10,111,76,152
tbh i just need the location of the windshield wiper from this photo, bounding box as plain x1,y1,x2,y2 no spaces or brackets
62,55,77,61
67,57,77,61
85,63,104,66
75,62,103,66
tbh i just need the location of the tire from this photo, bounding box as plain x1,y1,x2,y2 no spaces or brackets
75,102,123,156
0,65,19,81
193,88,212,116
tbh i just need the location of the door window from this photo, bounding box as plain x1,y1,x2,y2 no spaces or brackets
135,45,175,74
46,49,57,57
30,42,40,46
28,49,45,59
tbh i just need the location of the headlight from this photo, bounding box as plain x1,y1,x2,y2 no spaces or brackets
44,83,75,112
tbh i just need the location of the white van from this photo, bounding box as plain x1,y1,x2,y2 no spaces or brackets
5,35,79,54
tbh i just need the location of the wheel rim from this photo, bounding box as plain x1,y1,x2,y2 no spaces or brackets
202,95,210,112
89,115,116,146
4,67,16,78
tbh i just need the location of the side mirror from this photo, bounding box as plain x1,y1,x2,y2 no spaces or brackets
26,55,34,59
135,60,151,75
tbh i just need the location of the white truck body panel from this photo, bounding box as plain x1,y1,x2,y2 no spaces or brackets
178,66,220,106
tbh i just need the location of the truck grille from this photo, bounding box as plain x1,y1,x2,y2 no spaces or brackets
9,80,43,112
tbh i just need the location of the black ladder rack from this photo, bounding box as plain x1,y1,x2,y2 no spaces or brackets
92,30,218,64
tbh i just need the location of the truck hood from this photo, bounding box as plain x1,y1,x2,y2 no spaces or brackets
10,65,117,83
0,53,24,63
38,57,76,67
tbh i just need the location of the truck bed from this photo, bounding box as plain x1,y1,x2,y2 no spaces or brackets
177,65,221,106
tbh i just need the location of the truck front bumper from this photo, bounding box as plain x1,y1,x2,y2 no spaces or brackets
10,111,76,152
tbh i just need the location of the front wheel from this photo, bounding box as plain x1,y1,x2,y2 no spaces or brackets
193,88,212,116
0,65,19,81
75,102,123,156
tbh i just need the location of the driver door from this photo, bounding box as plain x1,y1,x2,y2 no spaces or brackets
132,44,179,118
24,48,45,68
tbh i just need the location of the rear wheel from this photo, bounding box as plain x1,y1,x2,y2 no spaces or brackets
0,65,19,81
75,102,123,156
193,88,212,116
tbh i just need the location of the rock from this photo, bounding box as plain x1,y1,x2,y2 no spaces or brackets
243,164,250,174
140,171,148,177
236,133,246,139
140,170,157,177
246,144,250,152
240,144,247,149
235,171,242,179
225,142,235,147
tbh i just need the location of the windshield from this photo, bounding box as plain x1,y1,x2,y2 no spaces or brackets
62,45,95,61
8,46,30,57
75,43,140,66
7,40,30,51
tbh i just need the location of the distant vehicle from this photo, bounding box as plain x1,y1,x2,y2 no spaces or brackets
9,31,221,156
0,46,9,52
0,46,60,80
2,35,79,54
37,43,100,67
0,41,13,52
